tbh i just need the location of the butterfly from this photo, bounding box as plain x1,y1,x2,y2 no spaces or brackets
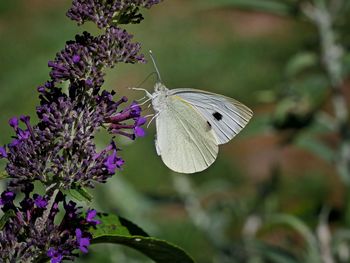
135,51,253,174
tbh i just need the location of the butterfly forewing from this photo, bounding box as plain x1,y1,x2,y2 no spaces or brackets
155,95,219,173
169,89,253,145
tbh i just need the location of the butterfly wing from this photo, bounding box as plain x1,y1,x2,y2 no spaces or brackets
169,89,253,145
155,95,219,174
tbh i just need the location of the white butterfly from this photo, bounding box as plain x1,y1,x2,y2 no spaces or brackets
136,51,253,174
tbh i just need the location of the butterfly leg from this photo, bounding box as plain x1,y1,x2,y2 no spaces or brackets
137,97,152,106
130,87,153,99
128,87,153,106
147,112,160,128
136,96,147,102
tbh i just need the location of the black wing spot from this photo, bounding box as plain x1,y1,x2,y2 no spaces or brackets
213,112,223,121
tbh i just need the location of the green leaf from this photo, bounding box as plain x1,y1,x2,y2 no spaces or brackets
254,241,299,263
265,214,321,263
0,209,15,230
0,171,9,180
118,216,149,237
286,52,318,77
290,74,329,107
91,213,195,263
66,186,93,202
295,135,335,163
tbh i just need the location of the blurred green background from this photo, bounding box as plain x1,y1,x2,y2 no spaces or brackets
1,0,350,262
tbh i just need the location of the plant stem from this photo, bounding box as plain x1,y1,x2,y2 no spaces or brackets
172,174,236,263
303,1,350,185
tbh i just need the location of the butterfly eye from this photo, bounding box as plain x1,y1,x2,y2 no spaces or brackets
212,112,223,121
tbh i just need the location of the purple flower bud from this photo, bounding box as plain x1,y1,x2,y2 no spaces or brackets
72,54,81,63
0,146,7,158
134,126,145,137
20,115,30,123
136,117,147,126
85,79,93,86
129,102,142,117
37,85,46,93
9,117,18,129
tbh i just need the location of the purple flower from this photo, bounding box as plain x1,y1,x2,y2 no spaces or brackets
33,194,48,208
47,248,63,263
86,209,101,225
48,27,144,87
104,150,121,174
3,0,150,193
5,116,48,190
67,0,162,28
8,115,32,145
17,128,31,140
76,228,91,253
20,115,31,125
0,146,7,158
48,32,103,86
8,117,19,129
134,117,147,137
134,126,145,137
0,188,98,262
0,0,161,261
4,87,145,190
72,54,81,63
90,141,124,176
0,191,15,206
107,101,146,140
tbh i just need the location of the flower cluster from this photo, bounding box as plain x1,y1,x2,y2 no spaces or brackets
0,186,100,262
1,89,144,190
67,0,161,28
0,0,161,262
0,0,159,263
48,27,144,88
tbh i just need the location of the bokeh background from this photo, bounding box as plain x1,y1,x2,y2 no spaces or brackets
1,0,350,262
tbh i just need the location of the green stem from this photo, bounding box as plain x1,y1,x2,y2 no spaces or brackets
303,1,350,185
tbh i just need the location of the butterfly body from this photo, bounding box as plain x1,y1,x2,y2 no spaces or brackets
151,83,170,113
149,82,252,174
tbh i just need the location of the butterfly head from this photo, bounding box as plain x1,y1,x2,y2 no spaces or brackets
154,82,168,93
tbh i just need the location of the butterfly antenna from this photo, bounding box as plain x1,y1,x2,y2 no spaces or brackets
149,50,162,83
129,72,156,100
135,72,157,89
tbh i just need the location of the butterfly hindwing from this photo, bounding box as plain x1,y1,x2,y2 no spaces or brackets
169,89,253,145
155,95,219,174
